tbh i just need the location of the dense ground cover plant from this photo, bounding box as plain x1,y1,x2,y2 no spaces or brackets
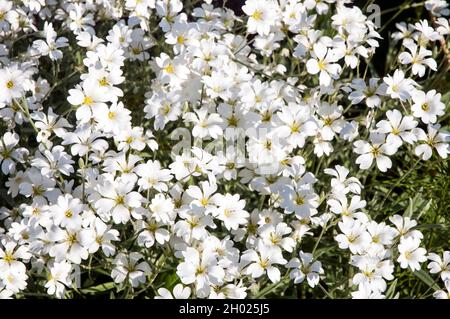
0,0,449,299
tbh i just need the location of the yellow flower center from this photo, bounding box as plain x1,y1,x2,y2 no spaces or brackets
259,257,269,269
261,111,272,122
227,115,238,127
115,195,125,205
295,195,305,206
83,96,93,105
187,218,199,228
67,233,77,245
370,145,380,157
6,80,14,89
290,122,300,133
162,103,171,115
223,209,232,217
3,252,14,263
226,162,235,169
99,77,108,86
252,10,263,21
421,103,429,111
200,197,209,206
65,210,73,218
131,47,141,55
269,232,280,245
195,265,206,276
347,234,356,243
164,63,174,74
317,60,326,71
323,118,333,126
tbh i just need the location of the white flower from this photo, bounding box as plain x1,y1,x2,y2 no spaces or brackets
348,78,385,109
425,0,450,17
366,221,396,249
353,133,398,172
335,219,370,254
32,22,68,61
96,101,131,134
62,124,108,157
376,109,418,147
149,193,175,224
214,193,249,231
327,194,367,221
383,69,416,101
94,179,143,224
413,124,450,160
111,252,151,287
241,243,287,283
351,255,394,293
155,53,190,87
0,132,25,175
50,194,83,229
174,206,216,241
242,0,278,36
414,20,442,45
411,89,445,124
351,284,385,299
31,145,74,177
48,226,95,264
87,218,120,257
306,43,342,86
177,247,225,298
136,218,170,248
259,222,295,252
428,251,450,281
324,165,362,195
67,79,109,124
0,241,31,276
0,65,27,103
389,214,424,241
397,237,427,271
280,184,319,219
398,41,437,77
275,102,317,149
185,180,220,212
45,261,72,298
135,160,172,192
184,108,223,139
155,283,191,299
433,280,450,299
287,251,323,287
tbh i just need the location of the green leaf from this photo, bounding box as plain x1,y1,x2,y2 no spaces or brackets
80,282,115,294
441,90,450,104
414,223,447,230
413,270,439,290
416,199,433,220
385,279,397,299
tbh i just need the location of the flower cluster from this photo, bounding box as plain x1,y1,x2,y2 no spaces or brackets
0,0,448,299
